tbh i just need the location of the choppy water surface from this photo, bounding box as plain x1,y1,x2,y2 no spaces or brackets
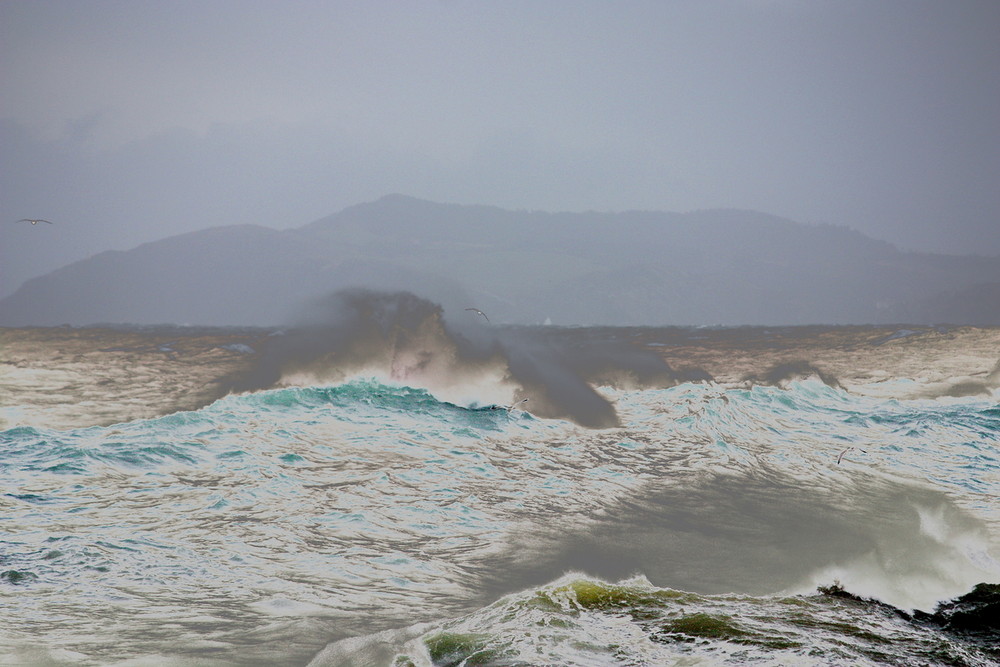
2,377,998,666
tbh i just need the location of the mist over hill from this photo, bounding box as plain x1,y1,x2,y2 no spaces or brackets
1,195,998,327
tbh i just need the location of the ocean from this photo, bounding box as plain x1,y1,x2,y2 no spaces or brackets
2,308,999,666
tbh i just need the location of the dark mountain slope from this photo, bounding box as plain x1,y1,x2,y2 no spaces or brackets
1,195,997,326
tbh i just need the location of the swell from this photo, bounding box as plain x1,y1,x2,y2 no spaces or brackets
3,371,998,665
310,575,1000,667
221,289,690,428
219,289,865,429
216,291,1000,432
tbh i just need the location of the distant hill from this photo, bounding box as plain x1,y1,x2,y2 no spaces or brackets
1,194,998,326
887,282,1000,327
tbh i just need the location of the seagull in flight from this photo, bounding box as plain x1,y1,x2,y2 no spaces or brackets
506,398,529,413
836,446,867,465
465,308,490,322
490,398,529,413
17,218,53,225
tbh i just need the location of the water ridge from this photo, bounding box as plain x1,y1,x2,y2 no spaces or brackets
1,378,998,665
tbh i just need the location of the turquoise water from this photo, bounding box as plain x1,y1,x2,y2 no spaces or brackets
2,377,998,665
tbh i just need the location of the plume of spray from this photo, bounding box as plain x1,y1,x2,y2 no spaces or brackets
226,288,684,428
746,360,843,389
472,463,999,613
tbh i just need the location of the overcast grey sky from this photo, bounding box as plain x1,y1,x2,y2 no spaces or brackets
2,0,999,296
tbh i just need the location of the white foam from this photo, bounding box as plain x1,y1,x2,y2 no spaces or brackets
249,596,332,616
795,499,999,612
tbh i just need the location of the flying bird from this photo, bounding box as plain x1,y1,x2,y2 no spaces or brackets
836,447,867,465
506,398,529,414
465,308,489,322
17,218,53,225
490,398,529,413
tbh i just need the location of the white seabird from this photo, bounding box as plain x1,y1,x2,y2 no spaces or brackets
489,398,529,413
17,218,53,225
465,308,490,322
506,398,529,413
837,446,867,465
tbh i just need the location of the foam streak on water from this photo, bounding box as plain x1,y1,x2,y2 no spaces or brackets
1,378,998,666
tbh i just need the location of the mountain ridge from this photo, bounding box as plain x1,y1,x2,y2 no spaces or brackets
1,195,997,327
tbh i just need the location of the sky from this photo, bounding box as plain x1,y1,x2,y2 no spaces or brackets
2,0,999,297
